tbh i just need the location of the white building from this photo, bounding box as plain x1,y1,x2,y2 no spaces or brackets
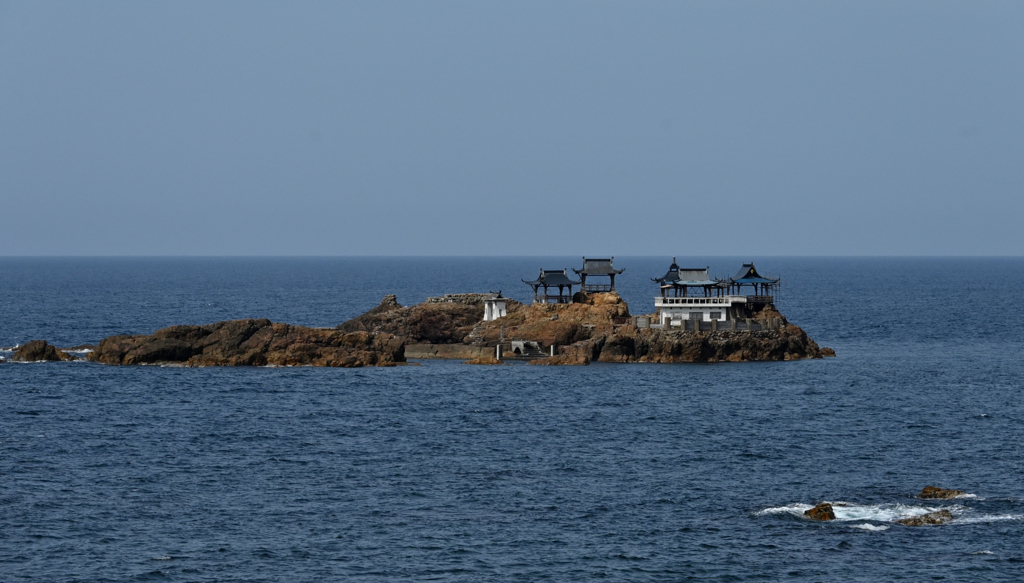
651,259,781,327
655,295,747,326
483,293,507,321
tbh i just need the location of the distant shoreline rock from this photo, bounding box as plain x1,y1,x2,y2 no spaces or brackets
12,340,75,362
918,486,965,499
88,319,404,367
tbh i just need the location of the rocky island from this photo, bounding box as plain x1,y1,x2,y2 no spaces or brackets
338,290,827,365
10,258,831,368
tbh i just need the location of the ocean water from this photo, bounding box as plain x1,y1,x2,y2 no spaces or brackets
2,257,1023,581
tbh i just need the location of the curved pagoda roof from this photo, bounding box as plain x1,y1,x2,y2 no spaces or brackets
728,262,779,284
523,269,581,287
652,258,721,287
573,257,624,276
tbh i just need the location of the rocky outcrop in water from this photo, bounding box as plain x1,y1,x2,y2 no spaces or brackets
12,340,74,362
338,291,826,364
895,510,954,526
804,503,836,521
918,486,964,499
586,324,822,363
89,319,404,367
338,295,491,344
464,356,505,365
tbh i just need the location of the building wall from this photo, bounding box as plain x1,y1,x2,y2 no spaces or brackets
655,296,743,325
483,300,507,321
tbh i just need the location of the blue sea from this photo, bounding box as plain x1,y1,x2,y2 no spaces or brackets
2,257,1023,581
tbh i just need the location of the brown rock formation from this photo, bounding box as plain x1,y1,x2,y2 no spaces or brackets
820,347,836,357
470,292,628,347
464,356,505,365
528,343,592,366
89,319,404,367
918,486,964,499
337,291,826,365
582,324,822,363
338,295,489,344
895,510,954,526
804,503,836,521
12,340,74,362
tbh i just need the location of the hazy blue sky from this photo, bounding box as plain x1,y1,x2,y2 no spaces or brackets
1,1,1021,256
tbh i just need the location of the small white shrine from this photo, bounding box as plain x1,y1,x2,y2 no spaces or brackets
483,293,507,322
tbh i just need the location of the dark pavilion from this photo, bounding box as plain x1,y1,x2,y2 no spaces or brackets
724,263,780,298
652,258,726,298
650,258,782,328
522,269,581,304
573,257,624,293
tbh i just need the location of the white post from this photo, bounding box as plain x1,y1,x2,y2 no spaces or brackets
550,345,555,356
496,345,501,360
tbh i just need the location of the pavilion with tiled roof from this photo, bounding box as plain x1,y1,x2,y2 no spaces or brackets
723,263,780,297
573,257,624,293
523,269,581,304
651,257,727,298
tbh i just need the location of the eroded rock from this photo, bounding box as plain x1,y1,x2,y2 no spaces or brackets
918,486,964,499
804,503,836,521
338,295,485,344
896,510,954,526
464,356,505,365
89,319,404,367
12,340,73,362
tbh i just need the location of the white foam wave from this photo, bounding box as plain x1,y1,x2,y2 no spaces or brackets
756,503,813,516
956,514,1023,524
759,502,959,523
971,550,994,555
847,520,888,528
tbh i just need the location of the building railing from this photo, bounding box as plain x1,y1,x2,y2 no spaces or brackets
654,295,743,306
583,284,613,293
637,318,785,332
745,295,775,304
534,294,572,304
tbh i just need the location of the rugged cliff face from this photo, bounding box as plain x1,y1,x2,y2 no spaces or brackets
537,323,823,365
89,319,404,367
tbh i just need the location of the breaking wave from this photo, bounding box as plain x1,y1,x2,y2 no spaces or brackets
758,500,1024,527
757,502,960,523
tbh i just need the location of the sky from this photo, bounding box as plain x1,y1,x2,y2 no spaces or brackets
1,1,1022,256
